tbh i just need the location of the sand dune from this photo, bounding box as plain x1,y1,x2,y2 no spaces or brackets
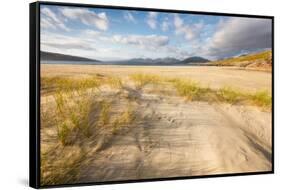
78,92,271,182
40,64,272,184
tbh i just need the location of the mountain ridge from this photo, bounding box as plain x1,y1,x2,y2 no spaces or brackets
41,51,101,62
180,56,210,64
40,51,211,65
115,56,210,65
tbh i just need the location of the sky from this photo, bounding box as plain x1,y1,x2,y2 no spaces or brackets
40,5,272,61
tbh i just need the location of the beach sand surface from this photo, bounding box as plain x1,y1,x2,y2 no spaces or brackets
41,64,272,183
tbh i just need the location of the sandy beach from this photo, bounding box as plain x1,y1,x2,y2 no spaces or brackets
40,64,272,184
41,64,272,92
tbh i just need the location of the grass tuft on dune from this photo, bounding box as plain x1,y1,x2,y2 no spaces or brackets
130,73,162,89
168,78,271,109
171,79,209,101
41,76,137,185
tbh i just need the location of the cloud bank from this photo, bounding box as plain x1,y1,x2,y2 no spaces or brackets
205,17,272,58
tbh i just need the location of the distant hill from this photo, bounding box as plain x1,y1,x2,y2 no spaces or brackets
180,56,210,64
116,56,209,65
209,50,272,71
40,51,212,66
118,57,180,65
41,51,101,62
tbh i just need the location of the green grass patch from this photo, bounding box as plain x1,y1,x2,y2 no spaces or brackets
106,76,123,89
41,147,86,186
171,79,210,101
111,105,135,134
250,90,271,109
217,86,245,104
99,101,111,126
168,78,271,109
41,76,101,94
130,73,162,89
41,75,140,185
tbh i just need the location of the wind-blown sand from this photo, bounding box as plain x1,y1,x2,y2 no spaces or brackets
41,64,272,183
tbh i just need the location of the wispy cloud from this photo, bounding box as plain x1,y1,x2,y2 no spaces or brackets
41,30,171,60
147,12,158,29
174,14,204,41
41,32,96,51
112,34,169,50
161,17,169,32
124,12,136,23
41,7,70,31
82,29,101,38
61,7,109,31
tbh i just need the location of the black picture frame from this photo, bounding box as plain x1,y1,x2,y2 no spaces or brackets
30,1,274,188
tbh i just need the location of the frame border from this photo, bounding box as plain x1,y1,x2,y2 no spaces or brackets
30,2,41,188
29,1,274,189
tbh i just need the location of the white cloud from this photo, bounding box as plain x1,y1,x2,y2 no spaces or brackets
61,7,109,31
82,29,101,38
161,18,169,32
81,29,113,42
124,12,136,23
41,32,96,51
163,46,192,59
174,14,183,28
41,7,70,31
205,17,272,58
147,12,158,29
112,34,169,50
174,14,204,41
41,31,170,60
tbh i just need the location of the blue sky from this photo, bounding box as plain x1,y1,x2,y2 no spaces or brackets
40,5,272,61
